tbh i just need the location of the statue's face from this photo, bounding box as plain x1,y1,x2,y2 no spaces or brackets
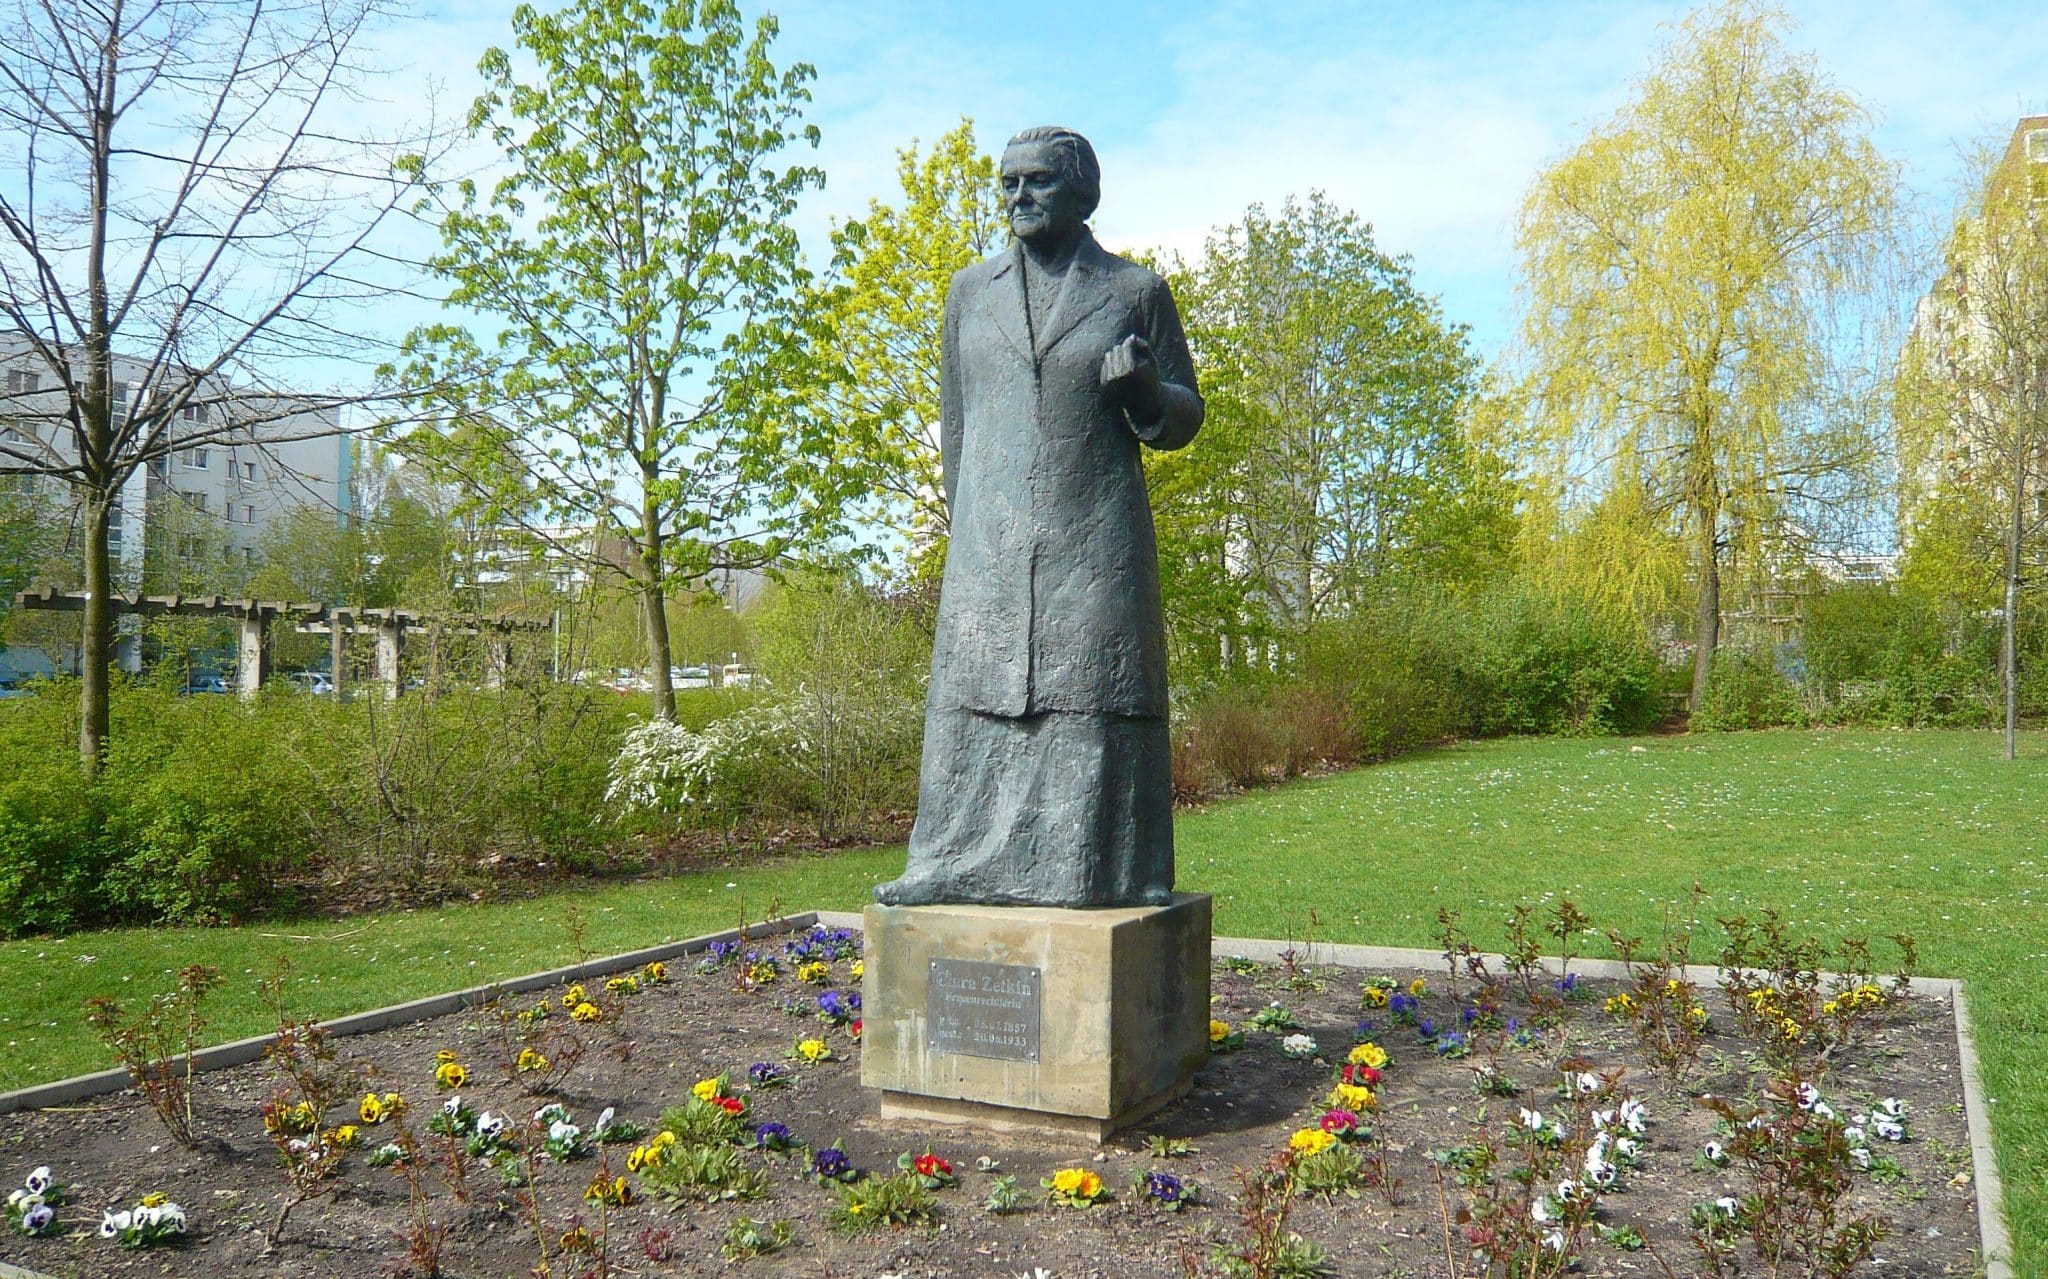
1001,141,1087,246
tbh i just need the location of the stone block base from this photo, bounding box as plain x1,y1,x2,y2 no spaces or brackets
861,894,1211,1143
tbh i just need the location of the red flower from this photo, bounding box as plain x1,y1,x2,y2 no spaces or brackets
1319,1108,1360,1136
1342,1063,1381,1087
713,1096,745,1114
913,1153,951,1178
850,1019,863,1038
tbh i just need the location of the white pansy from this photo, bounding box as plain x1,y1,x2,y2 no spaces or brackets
23,1167,50,1195
595,1107,615,1132
1519,1108,1544,1130
1280,1033,1318,1059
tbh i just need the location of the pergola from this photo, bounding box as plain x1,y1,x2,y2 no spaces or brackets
13,588,547,699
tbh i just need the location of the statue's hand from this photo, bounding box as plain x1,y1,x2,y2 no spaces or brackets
1100,334,1162,422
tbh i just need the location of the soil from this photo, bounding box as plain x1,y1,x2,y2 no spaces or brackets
0,935,1982,1279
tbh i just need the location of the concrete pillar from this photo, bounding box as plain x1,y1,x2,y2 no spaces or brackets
237,613,267,700
484,635,511,690
376,618,404,699
330,621,347,702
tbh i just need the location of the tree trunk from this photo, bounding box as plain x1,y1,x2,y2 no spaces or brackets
1689,517,1721,713
80,494,114,776
638,487,675,721
2004,452,2023,762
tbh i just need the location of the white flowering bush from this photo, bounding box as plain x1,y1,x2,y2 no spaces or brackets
605,688,921,839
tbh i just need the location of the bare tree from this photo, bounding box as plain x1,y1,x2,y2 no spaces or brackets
0,0,450,771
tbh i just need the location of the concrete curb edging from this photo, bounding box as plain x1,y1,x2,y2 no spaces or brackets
0,912,820,1119
823,911,2012,1278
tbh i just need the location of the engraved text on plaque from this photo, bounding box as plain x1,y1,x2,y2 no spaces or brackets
927,958,1041,1062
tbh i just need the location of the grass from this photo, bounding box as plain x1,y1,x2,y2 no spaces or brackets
4,728,2043,1266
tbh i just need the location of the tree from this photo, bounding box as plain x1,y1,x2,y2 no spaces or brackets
1514,0,1902,708
1153,193,1499,671
398,0,848,720
1897,125,2048,758
807,119,1006,571
0,0,443,771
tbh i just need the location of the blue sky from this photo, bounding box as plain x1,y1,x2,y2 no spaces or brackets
383,0,2046,363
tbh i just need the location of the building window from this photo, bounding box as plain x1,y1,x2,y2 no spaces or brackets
2028,128,2048,163
181,447,209,469
178,402,209,422
243,460,257,481
244,546,257,565
181,490,208,514
4,370,38,394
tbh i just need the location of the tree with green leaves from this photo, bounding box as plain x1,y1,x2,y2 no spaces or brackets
807,119,1007,572
1515,0,1902,709
1897,124,2048,758
1153,192,1501,671
397,0,847,719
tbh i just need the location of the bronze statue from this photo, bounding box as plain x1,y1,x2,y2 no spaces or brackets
875,126,1203,908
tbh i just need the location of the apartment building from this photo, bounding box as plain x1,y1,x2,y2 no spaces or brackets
1899,115,2048,540
0,334,350,589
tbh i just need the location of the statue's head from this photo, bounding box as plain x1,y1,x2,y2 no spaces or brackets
1001,126,1099,246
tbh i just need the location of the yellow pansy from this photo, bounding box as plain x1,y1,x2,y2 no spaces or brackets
1347,1042,1388,1068
1289,1128,1337,1156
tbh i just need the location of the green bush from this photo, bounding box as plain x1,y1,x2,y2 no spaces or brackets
0,757,116,935
1692,650,1806,731
0,678,635,938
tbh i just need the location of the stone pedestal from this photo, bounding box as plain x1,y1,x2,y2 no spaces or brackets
861,894,1211,1142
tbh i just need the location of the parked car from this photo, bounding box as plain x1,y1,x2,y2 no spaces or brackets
183,674,231,695
286,671,334,695
0,679,32,700
720,664,759,688
673,665,712,690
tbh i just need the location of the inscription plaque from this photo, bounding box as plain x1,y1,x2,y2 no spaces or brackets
927,958,1041,1062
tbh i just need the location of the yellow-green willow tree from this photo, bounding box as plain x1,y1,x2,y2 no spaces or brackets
1514,1,1902,708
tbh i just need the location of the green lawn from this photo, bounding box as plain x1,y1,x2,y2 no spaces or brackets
4,730,2043,1265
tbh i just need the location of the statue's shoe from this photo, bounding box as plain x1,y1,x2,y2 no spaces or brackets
873,874,952,906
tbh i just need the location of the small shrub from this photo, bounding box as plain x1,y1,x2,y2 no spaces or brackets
826,1172,936,1235
720,1215,793,1260
81,964,224,1148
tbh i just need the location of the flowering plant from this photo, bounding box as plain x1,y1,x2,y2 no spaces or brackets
849,1018,863,1039
850,959,866,981
817,989,861,1026
358,1091,405,1125
1318,1109,1362,1139
626,1130,678,1172
604,975,640,996
431,1051,468,1090
1132,1169,1199,1212
1347,1041,1388,1069
1361,985,1390,1009
748,1061,787,1088
1208,1019,1245,1052
897,1150,957,1189
753,1122,803,1155
1387,991,1421,1024
516,1047,549,1075
1042,1166,1109,1207
367,1140,411,1168
427,1096,477,1137
1279,1033,1319,1059
1328,1082,1377,1112
464,1111,516,1161
570,1001,603,1023
642,961,669,984
590,1106,642,1144
789,1036,835,1064
5,1167,62,1236
809,1142,860,1184
585,1173,632,1206
1288,1128,1337,1157
100,1193,187,1248
1340,1062,1381,1087
796,961,831,984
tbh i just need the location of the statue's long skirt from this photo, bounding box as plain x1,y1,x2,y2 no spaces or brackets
892,707,1174,908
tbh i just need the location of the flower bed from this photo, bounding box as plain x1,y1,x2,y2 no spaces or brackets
0,921,1980,1278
